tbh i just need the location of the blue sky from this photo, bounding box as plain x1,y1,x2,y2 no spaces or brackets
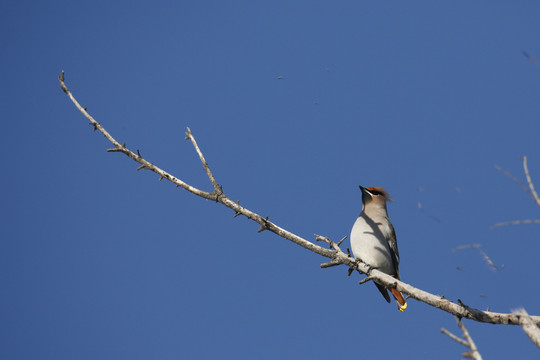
2,1,540,359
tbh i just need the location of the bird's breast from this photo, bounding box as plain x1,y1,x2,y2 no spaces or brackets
350,215,395,275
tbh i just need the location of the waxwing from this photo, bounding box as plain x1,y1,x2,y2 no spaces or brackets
350,186,407,312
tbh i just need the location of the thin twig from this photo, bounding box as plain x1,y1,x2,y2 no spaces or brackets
478,249,498,271
457,318,483,360
440,328,469,347
490,219,540,229
494,163,531,196
452,244,499,271
185,127,222,194
513,308,540,348
493,158,540,229
57,71,207,200
523,156,540,207
452,244,481,252
315,234,344,252
59,72,540,326
336,235,347,247
58,71,332,257
441,317,483,360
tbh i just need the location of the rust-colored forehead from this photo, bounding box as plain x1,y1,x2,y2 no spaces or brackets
366,186,392,201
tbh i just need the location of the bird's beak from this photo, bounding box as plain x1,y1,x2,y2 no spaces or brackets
359,185,370,195
358,185,372,203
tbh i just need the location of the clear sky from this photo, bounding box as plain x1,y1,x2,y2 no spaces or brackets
2,1,540,359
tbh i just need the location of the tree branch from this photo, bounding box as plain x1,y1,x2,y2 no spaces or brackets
513,308,540,348
523,156,540,207
492,158,540,229
490,219,540,229
494,163,532,198
185,127,222,195
441,317,483,360
441,328,469,347
59,72,540,326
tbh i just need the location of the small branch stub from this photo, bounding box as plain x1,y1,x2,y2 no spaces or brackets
320,259,341,268
337,235,347,247
257,216,270,233
359,276,373,285
233,201,242,218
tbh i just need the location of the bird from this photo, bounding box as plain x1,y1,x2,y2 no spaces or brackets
350,186,407,312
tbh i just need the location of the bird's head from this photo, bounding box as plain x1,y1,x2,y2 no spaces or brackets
359,186,393,207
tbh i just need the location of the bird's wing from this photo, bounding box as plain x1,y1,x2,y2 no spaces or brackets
387,220,401,279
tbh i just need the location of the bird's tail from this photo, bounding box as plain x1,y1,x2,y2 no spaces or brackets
389,288,407,312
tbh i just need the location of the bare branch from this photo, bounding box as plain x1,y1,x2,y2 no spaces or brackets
185,127,222,194
315,234,345,252
58,71,212,201
59,72,540,326
441,328,469,347
336,235,347,247
442,317,483,360
458,318,483,360
452,244,500,271
513,308,540,348
493,158,540,229
494,163,531,197
523,156,540,207
490,219,540,229
452,244,482,252
478,249,498,271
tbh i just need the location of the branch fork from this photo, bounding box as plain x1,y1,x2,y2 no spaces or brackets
442,316,483,359
493,157,540,229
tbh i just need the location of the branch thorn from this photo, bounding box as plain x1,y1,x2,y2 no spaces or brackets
233,201,242,217
257,216,269,232
337,235,348,246
359,276,373,285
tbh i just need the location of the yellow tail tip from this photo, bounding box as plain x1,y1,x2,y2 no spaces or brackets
399,303,407,312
